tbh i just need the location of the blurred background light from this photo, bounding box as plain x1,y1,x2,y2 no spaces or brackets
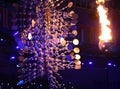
17,80,24,86
82,62,84,65
16,65,20,68
13,31,19,36
16,46,19,49
108,62,112,66
89,61,93,65
10,56,16,60
0,38,3,41
113,64,116,67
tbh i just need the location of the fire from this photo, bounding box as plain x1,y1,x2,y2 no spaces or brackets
96,0,112,50
96,0,105,4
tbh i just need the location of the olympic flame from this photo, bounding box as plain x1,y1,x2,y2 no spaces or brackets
96,0,112,50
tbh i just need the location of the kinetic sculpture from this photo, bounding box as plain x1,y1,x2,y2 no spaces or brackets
17,0,81,88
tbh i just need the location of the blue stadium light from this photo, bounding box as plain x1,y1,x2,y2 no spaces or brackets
17,80,24,86
10,56,16,60
108,62,112,66
13,31,19,36
16,65,20,68
0,38,3,41
113,64,116,67
16,46,19,49
89,61,93,65
82,62,84,65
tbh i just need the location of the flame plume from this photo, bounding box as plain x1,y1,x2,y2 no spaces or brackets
96,0,112,50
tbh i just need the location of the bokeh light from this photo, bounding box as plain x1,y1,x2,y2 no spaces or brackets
0,38,3,41
72,30,78,36
74,60,81,69
10,56,16,60
60,37,67,46
16,46,19,49
89,61,93,65
73,39,79,45
108,62,112,66
73,47,80,53
75,54,81,60
68,2,73,8
28,33,32,40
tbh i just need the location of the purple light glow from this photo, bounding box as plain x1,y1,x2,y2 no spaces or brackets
89,61,93,65
82,62,84,65
16,46,19,49
13,31,19,36
16,65,20,68
0,38,3,41
113,64,116,67
10,56,15,60
108,62,112,66
11,25,18,30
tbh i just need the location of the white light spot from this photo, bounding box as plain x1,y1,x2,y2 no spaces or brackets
28,33,32,40
73,39,79,45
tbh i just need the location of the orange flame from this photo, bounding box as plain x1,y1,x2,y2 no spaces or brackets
96,0,105,4
96,0,112,50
